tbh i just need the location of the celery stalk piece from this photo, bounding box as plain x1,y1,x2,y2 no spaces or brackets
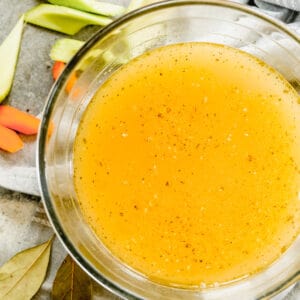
0,15,24,103
50,37,128,71
25,4,112,35
50,38,84,63
48,0,125,17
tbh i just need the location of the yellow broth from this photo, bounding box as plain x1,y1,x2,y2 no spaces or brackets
73,43,300,286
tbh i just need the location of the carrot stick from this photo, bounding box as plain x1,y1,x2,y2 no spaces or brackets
0,105,40,135
0,124,23,153
48,120,54,137
52,61,65,80
65,71,77,94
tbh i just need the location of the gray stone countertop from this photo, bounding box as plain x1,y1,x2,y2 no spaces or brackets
0,0,300,299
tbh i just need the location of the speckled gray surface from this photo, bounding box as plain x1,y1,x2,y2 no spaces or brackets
0,0,300,299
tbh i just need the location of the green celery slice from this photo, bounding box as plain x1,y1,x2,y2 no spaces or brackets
50,38,84,63
0,15,24,103
48,0,125,17
49,0,158,74
50,37,129,70
25,4,111,35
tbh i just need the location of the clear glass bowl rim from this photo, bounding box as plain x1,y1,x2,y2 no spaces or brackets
37,1,300,299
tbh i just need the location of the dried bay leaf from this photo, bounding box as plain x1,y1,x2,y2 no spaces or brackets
52,255,92,300
0,237,53,300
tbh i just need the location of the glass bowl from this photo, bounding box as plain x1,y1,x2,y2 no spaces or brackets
37,1,300,299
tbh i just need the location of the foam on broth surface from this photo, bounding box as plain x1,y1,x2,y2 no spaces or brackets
73,43,300,286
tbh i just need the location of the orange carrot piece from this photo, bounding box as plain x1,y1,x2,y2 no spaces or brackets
0,124,23,153
65,72,77,94
0,105,40,135
48,120,54,137
52,61,65,81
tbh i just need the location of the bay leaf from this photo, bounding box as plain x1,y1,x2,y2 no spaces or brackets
0,237,53,300
52,255,92,300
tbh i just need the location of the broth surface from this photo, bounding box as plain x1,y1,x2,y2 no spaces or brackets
74,43,300,286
